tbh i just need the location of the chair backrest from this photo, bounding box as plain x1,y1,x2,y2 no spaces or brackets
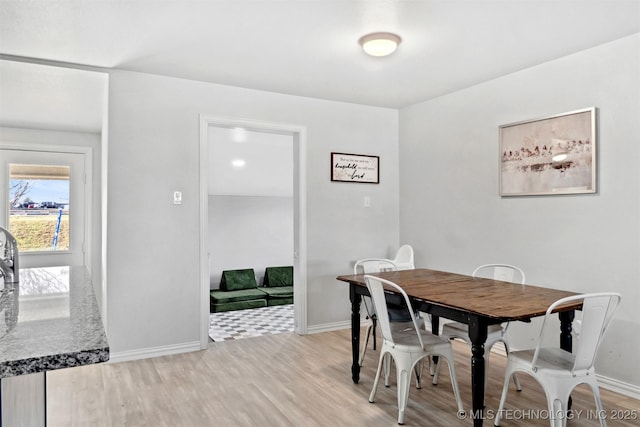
363,275,423,348
353,258,397,274
390,244,415,270
532,292,621,374
472,263,526,284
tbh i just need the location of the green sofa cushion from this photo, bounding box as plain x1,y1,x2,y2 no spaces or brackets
264,266,293,287
260,286,293,298
211,299,267,313
210,288,268,303
267,297,292,306
220,269,258,291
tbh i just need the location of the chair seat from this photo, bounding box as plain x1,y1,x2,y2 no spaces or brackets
392,328,452,348
510,348,575,372
389,318,425,334
210,288,267,303
442,321,505,337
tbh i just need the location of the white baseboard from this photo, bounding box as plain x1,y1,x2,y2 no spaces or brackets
306,320,351,334
597,374,640,400
108,341,202,364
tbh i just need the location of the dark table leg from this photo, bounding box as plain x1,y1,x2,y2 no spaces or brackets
468,316,488,427
350,283,362,384
559,310,575,410
431,314,440,335
559,310,574,352
431,315,440,368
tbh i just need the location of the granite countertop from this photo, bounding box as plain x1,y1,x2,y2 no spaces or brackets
0,266,109,378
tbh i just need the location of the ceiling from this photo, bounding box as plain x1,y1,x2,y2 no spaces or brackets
0,60,107,133
208,127,293,198
1,1,637,198
1,0,639,113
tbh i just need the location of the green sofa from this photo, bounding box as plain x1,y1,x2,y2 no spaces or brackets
261,266,294,306
210,269,267,312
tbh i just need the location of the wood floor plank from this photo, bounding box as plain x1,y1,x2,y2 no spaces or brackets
46,329,640,426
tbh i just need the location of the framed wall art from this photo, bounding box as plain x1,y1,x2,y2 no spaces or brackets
499,107,596,196
331,152,379,184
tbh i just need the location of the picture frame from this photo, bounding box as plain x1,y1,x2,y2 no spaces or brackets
331,152,379,184
499,107,596,196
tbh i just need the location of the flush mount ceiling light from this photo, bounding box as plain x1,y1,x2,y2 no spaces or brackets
359,32,402,57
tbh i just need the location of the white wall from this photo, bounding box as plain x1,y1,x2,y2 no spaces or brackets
208,195,293,287
107,70,399,355
399,34,640,392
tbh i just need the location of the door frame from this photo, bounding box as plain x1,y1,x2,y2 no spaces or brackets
198,115,307,349
0,142,93,272
0,146,87,268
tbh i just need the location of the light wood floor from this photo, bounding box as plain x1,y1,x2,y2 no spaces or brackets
47,329,639,426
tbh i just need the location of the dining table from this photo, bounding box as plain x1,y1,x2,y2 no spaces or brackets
336,268,581,427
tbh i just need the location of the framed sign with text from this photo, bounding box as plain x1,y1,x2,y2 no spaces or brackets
331,152,379,184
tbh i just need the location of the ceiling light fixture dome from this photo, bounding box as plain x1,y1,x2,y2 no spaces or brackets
359,32,402,57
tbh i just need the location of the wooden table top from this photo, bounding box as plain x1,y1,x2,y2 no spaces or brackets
337,268,580,321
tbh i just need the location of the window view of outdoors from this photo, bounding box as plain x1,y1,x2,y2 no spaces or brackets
9,164,71,252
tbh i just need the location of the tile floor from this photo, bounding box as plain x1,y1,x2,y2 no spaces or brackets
208,304,294,342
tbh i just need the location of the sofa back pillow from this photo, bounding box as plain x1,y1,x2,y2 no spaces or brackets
220,269,258,291
264,266,293,287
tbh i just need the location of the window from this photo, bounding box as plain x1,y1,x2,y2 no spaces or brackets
1,148,87,268
9,164,71,252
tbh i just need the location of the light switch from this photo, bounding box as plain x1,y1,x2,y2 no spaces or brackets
364,196,371,207
173,191,183,205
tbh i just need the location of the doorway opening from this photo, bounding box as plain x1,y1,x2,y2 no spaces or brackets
0,58,109,324
0,147,90,269
199,116,307,348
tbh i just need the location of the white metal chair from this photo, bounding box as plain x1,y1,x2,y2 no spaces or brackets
364,275,465,425
494,292,621,427
434,264,525,392
354,259,423,366
390,244,415,270
389,244,439,374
